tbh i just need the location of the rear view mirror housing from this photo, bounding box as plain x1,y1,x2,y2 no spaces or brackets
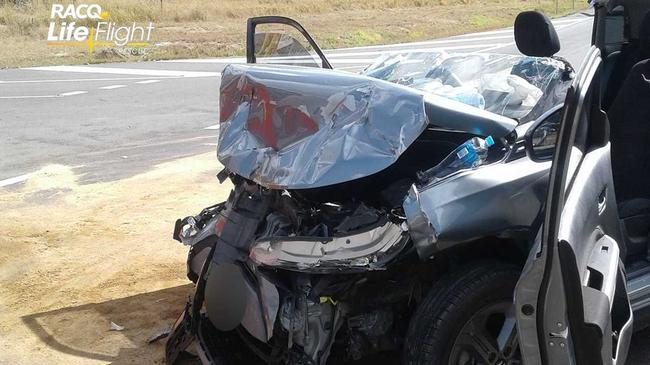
525,105,562,161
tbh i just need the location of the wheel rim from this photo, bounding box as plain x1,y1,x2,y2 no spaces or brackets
448,302,521,365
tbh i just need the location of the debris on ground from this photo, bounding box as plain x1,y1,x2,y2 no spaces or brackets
147,327,172,344
110,322,125,331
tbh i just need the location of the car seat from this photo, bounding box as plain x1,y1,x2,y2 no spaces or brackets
514,11,561,58
608,57,650,260
511,11,574,123
603,10,650,110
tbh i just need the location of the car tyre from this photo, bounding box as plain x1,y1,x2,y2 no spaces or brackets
403,261,521,365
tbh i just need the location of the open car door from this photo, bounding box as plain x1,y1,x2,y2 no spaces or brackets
246,16,332,69
515,46,633,365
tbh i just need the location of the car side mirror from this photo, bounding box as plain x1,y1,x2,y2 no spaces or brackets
525,107,562,161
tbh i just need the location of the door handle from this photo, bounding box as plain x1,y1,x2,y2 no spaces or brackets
598,187,607,214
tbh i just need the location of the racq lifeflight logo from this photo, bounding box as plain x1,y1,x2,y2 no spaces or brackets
47,3,154,52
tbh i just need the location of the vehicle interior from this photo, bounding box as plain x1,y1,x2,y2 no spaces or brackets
596,0,650,324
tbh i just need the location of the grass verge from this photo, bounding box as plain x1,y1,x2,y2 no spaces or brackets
0,0,587,68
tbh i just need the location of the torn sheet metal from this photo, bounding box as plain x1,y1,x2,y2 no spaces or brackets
403,156,551,258
402,185,438,259
218,63,524,189
218,64,429,189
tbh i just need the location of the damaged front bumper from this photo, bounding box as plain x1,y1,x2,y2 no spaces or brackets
166,305,258,364
249,218,409,272
168,182,410,365
165,265,279,365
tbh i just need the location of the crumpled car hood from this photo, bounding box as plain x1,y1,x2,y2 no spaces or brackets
218,64,517,189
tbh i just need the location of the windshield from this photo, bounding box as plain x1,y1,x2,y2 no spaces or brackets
362,51,570,122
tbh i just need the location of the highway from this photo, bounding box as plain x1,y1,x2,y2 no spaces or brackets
0,12,592,186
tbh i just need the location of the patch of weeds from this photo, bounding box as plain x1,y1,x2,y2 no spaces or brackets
344,29,384,46
470,14,498,28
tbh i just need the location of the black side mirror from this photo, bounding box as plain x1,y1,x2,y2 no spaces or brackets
525,106,562,161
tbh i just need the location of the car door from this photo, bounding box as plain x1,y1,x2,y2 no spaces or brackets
246,16,332,69
515,46,634,365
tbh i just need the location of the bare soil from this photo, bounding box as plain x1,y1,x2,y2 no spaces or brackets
0,153,231,364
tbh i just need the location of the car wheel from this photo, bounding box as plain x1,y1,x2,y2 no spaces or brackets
403,261,522,365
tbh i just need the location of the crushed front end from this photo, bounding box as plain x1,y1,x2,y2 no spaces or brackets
166,178,417,364
166,56,568,364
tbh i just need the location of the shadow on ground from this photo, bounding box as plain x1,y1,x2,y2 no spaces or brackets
21,284,193,365
17,282,650,364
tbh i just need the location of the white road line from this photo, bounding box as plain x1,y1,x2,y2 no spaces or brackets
452,18,585,38
135,79,161,84
552,17,589,24
555,20,586,29
0,90,88,99
59,90,88,96
0,95,60,99
204,124,220,130
23,66,220,78
165,43,506,64
325,44,505,58
166,43,503,65
0,173,31,188
477,42,516,53
476,18,589,53
451,28,514,38
0,76,178,84
99,84,127,90
161,57,246,63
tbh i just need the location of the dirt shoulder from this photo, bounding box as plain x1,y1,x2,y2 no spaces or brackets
0,153,230,364
1,0,586,68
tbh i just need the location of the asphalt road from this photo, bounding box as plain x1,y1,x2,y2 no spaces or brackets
3,10,649,364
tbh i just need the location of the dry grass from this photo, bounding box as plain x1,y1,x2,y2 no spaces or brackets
0,0,586,68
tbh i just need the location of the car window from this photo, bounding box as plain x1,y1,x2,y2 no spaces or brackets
253,24,322,68
564,59,603,191
362,51,571,122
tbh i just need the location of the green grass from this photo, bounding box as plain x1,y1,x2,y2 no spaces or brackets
470,14,500,27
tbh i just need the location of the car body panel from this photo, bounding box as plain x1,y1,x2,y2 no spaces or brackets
403,156,551,258
515,45,634,365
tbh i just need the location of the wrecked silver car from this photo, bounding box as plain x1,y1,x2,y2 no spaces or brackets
166,14,573,365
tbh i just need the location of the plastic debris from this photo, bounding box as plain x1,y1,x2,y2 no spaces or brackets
147,327,172,344
417,136,495,184
110,321,125,331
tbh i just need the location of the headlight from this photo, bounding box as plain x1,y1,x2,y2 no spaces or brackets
249,219,409,273
173,202,225,246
